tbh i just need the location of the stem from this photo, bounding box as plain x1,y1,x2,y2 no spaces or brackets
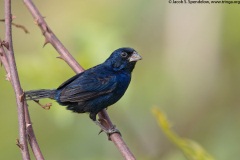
4,0,30,159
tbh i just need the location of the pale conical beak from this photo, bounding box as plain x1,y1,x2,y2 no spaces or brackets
128,51,142,62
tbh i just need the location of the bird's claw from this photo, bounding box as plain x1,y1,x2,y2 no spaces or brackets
95,120,121,140
98,125,121,135
100,125,122,141
107,125,121,136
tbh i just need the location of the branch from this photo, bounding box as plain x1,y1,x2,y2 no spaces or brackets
24,102,45,160
23,0,136,159
4,0,30,159
2,1,44,160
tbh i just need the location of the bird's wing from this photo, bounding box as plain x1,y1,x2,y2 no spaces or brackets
57,73,83,90
58,71,117,103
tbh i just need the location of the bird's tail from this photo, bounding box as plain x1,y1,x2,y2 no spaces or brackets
25,89,56,100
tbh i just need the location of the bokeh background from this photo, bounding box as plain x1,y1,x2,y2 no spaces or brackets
1,1,240,160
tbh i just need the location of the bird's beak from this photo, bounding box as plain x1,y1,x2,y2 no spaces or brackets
128,51,142,62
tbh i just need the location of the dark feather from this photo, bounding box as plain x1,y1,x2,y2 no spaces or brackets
59,72,117,103
25,89,56,100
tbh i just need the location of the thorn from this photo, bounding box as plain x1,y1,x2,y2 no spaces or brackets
26,123,32,128
19,92,25,102
56,56,65,61
34,17,45,25
56,56,63,59
5,73,11,81
16,139,24,150
33,18,39,25
98,129,104,135
56,56,66,62
42,24,50,35
43,38,50,47
12,15,17,19
34,16,50,35
1,41,9,50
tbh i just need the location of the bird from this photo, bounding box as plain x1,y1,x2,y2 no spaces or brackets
25,47,142,134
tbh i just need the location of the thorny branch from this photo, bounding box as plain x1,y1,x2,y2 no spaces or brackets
3,0,30,159
1,0,44,160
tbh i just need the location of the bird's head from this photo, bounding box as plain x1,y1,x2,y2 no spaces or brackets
105,47,142,72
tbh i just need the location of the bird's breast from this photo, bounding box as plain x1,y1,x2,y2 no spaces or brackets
115,72,131,93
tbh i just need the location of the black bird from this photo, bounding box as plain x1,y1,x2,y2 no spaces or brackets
25,47,141,133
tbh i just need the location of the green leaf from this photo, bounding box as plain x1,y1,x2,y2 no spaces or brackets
152,107,215,160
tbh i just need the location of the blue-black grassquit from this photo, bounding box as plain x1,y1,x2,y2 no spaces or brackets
25,47,141,133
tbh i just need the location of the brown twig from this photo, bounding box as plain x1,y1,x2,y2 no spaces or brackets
0,19,30,33
23,0,136,159
12,22,30,33
4,0,30,159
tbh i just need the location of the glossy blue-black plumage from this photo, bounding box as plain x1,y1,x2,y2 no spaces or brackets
25,47,141,121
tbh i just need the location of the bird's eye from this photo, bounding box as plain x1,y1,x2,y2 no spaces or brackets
121,52,128,58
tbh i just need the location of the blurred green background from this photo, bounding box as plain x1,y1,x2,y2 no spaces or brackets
1,1,240,160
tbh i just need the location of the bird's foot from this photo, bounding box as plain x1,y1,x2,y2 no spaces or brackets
94,120,121,140
98,125,121,135
33,99,51,110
